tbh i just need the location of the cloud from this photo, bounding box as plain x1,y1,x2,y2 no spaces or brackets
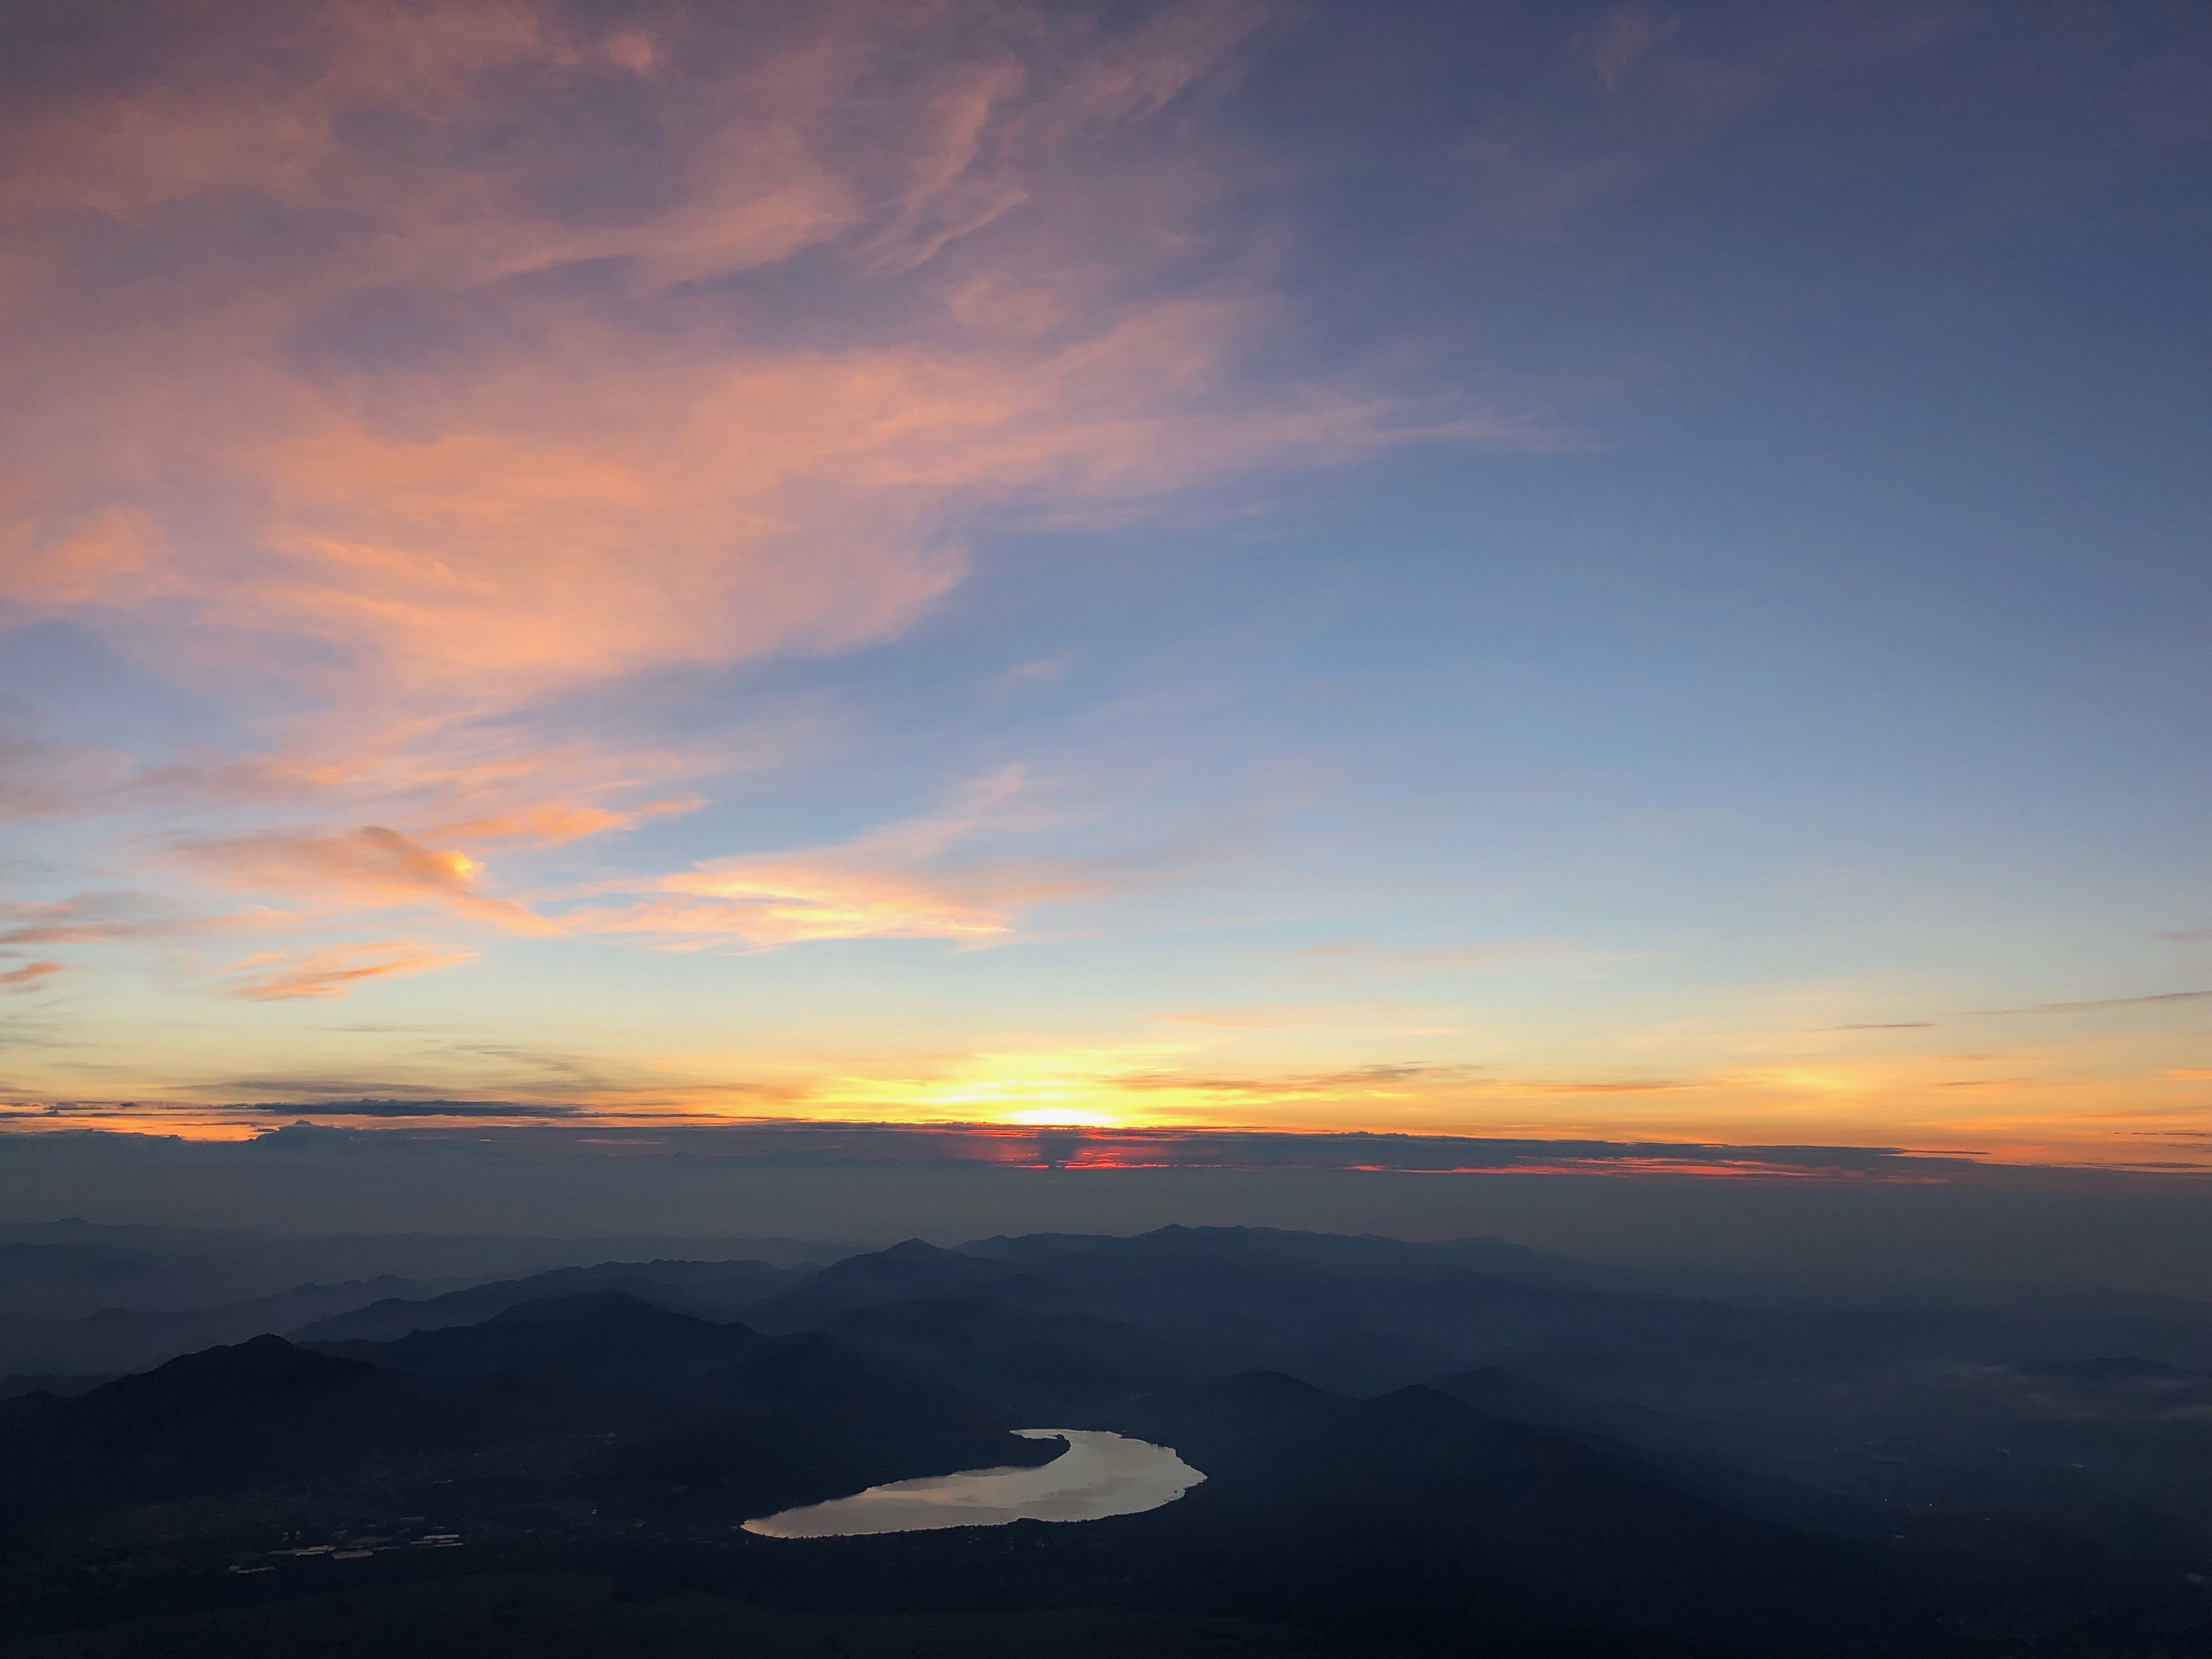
1970,990,2212,1016
168,827,551,932
240,1098,570,1118
570,770,1196,948
1528,1078,1695,1094
0,961,65,990
0,890,225,947
990,653,1077,693
219,940,477,1002
1292,937,1637,977
1820,1022,1934,1031
1113,1062,1485,1096
428,798,701,849
0,506,171,612
0,0,1488,994
1460,3,1971,241
575,885,1009,951
0,0,1434,731
1578,4,1683,91
0,730,132,820
0,1117,1968,1182
1154,1001,1458,1031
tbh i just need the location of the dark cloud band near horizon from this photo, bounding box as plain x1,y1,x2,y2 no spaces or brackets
0,1113,2002,1179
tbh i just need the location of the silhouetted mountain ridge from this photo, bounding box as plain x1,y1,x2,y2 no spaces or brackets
1,1226,2203,1657
291,1257,806,1344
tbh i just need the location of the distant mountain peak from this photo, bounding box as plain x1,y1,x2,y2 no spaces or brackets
88,1333,370,1407
881,1238,955,1259
485,1289,707,1328
162,1332,333,1372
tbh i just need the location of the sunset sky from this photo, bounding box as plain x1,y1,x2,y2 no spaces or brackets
2,0,2207,1166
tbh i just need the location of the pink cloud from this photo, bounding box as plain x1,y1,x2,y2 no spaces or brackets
0,0,1486,988
0,2,1452,731
0,961,65,990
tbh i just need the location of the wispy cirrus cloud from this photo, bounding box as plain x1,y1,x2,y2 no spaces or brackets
1531,1077,1696,1094
0,0,1486,997
221,941,477,1002
566,767,1212,949
0,891,230,948
427,798,703,850
1153,1001,1465,1033
1114,1062,1485,1096
0,961,65,990
1968,990,2212,1017
1577,4,1683,92
1291,936,1647,978
1814,991,2212,1029
0,0,1428,735
0,729,131,820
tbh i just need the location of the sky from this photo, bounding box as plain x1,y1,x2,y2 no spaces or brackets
2,0,2208,1171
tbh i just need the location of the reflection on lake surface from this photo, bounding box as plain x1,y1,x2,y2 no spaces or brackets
741,1429,1204,1539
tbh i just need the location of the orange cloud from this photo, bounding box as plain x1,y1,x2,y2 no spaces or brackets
579,883,1011,951
566,766,1211,949
430,797,702,849
0,961,65,990
169,827,552,933
1528,1078,1696,1094
221,940,476,1001
0,505,171,614
583,834,1128,951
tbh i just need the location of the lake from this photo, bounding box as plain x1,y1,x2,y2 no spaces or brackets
740,1429,1205,1538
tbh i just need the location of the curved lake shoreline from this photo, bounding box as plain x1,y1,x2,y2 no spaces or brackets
741,1429,1205,1539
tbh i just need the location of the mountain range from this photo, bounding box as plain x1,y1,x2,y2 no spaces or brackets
0,1226,2203,1657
